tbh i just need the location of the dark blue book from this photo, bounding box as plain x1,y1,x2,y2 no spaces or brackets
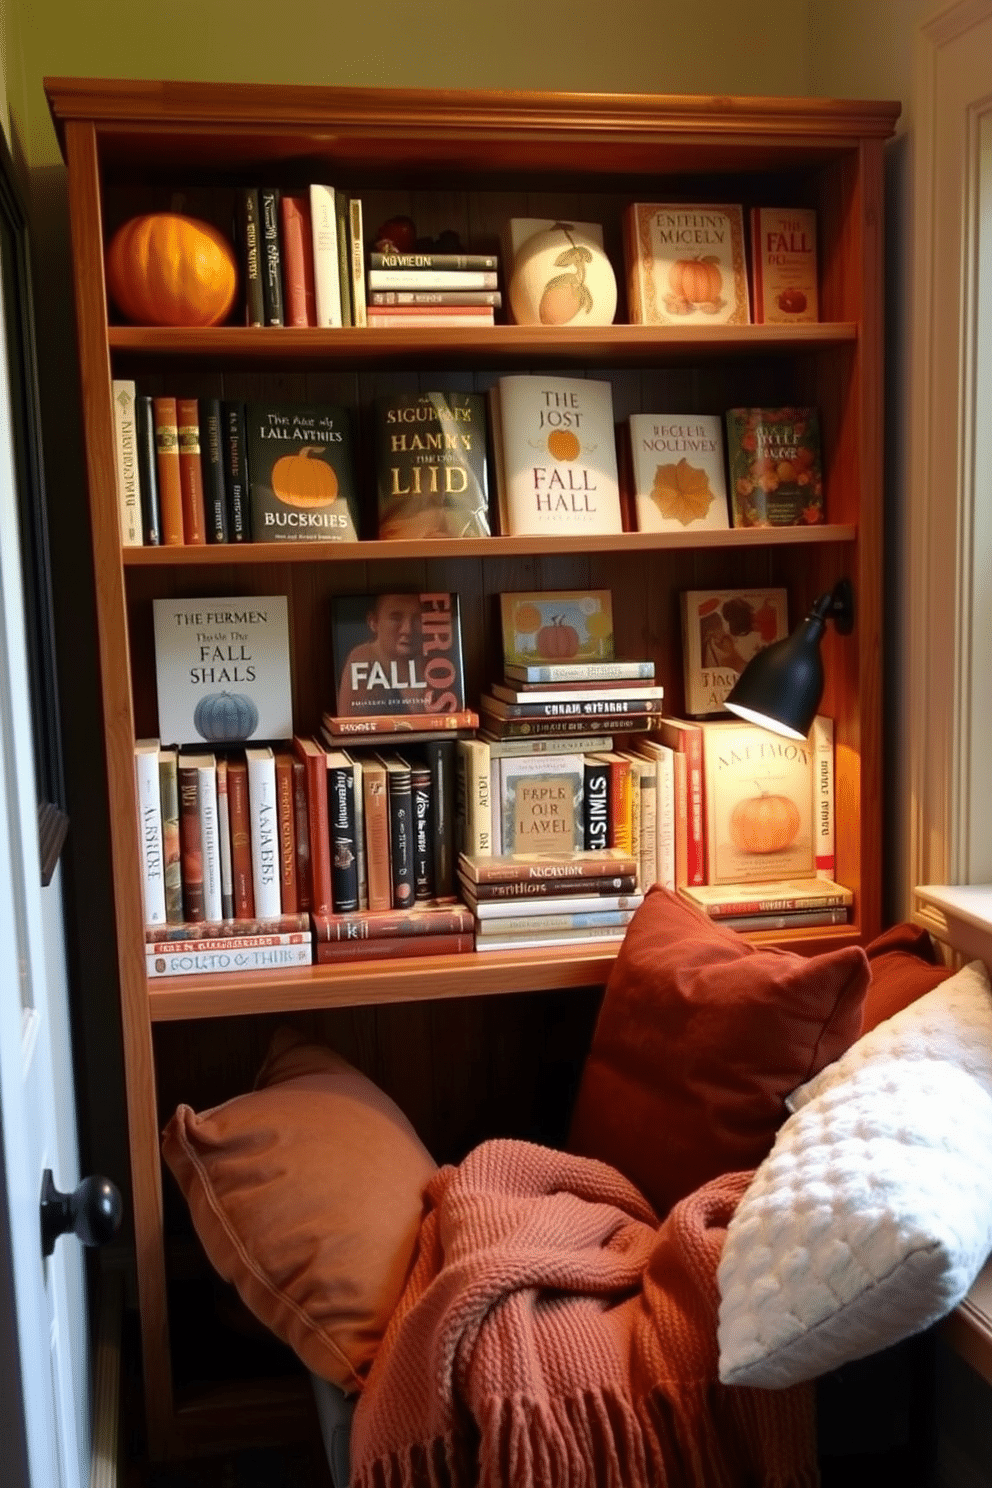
325,750,359,913
221,400,250,542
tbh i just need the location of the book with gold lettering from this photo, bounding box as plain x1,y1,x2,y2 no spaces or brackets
374,390,491,539
623,202,749,326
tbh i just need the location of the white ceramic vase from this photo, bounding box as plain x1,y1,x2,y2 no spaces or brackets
508,222,617,327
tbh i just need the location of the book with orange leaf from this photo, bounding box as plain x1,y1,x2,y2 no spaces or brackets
627,414,730,534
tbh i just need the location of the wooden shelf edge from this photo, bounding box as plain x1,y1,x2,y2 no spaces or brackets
943,1261,992,1386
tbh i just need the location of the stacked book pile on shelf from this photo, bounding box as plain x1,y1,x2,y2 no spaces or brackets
459,851,642,953
367,212,500,327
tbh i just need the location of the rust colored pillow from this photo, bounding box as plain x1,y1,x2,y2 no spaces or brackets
567,886,870,1219
861,921,953,1032
161,1027,436,1393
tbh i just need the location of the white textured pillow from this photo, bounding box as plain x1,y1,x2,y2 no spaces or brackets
718,958,992,1389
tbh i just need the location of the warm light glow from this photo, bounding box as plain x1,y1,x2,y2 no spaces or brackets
724,700,809,741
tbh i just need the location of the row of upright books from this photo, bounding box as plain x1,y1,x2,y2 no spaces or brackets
113,375,824,547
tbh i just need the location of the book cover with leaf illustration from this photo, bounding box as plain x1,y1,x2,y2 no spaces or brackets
698,718,815,885
244,402,359,542
681,588,789,716
623,203,750,326
725,407,824,527
499,591,614,667
628,414,730,534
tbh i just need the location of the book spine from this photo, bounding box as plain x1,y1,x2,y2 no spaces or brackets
350,755,368,911
323,710,478,737
196,758,223,923
386,764,414,908
279,193,316,327
134,746,167,925
177,757,205,921
410,763,434,902
470,891,643,919
479,713,650,740
148,931,309,953
246,750,280,918
335,190,353,326
636,760,657,889
484,733,613,757
227,757,255,918
583,757,609,851
456,738,492,856
367,269,499,290
811,714,835,878
311,906,474,941
368,252,499,271
483,695,661,719
152,396,184,545
421,739,456,899
145,912,310,943
259,187,284,327
717,907,849,932
175,397,206,545
309,184,343,328
361,760,392,913
135,394,161,545
198,398,229,543
367,311,494,328
215,757,234,921
475,909,637,936
689,888,852,916
237,187,264,327
292,756,312,912
158,747,183,924
463,854,638,885
474,929,626,952
221,401,250,541
368,290,502,307
327,757,359,912
504,661,655,683
112,379,141,546
463,873,638,902
653,745,675,890
653,722,705,887
147,941,312,977
607,756,633,854
671,749,688,889
347,196,367,327
275,750,298,914
315,933,472,964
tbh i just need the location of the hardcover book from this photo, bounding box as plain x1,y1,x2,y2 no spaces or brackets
498,753,584,856
134,739,166,925
112,379,141,546
500,590,615,667
627,414,730,534
374,390,491,540
236,187,264,328
244,402,359,543
680,588,789,717
152,396,184,546
198,397,229,544
725,407,824,527
152,594,293,747
279,193,317,327
176,397,206,546
309,184,344,328
245,745,281,918
749,207,819,324
259,187,284,327
678,876,852,918
135,394,161,545
331,592,467,722
623,203,750,326
698,718,816,885
489,375,623,538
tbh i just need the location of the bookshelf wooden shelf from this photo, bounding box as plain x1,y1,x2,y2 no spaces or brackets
46,77,897,1461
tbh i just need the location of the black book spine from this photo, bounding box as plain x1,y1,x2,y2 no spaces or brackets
237,187,264,328
221,400,250,541
386,765,415,909
410,764,434,902
583,757,610,851
327,760,359,913
135,393,161,545
259,187,284,327
421,738,456,898
199,397,229,543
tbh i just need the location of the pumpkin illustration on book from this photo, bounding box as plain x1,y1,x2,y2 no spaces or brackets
509,222,617,327
665,255,724,316
730,791,801,854
271,447,339,507
193,692,260,742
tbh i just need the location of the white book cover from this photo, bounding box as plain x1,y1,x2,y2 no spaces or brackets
245,746,281,917
624,202,750,326
147,940,312,977
628,414,730,534
112,378,141,546
630,738,677,891
499,752,585,855
153,595,293,747
134,739,166,925
472,891,643,919
475,926,626,952
492,375,623,538
456,737,492,857
699,719,815,885
309,184,343,328
195,754,223,923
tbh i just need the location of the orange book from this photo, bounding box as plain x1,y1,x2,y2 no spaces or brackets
279,193,316,327
314,932,473,964
292,736,332,916
274,749,298,914
749,207,819,325
152,396,184,545
226,756,255,919
176,397,206,545
601,753,633,854
360,754,392,912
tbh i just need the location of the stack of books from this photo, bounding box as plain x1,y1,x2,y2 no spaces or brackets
458,851,642,953
366,248,500,328
678,879,854,934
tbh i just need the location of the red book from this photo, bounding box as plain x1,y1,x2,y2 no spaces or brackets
652,718,705,888
152,396,184,545
274,750,298,914
227,756,255,918
315,932,473,964
176,397,207,545
311,904,474,942
292,736,332,916
292,756,312,911
177,754,205,921
279,194,317,327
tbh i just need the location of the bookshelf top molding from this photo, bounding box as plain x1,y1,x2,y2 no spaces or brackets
44,79,901,176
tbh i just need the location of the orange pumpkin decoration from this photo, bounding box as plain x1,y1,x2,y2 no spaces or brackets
546,428,581,462
730,793,801,855
536,617,580,659
271,447,339,507
667,255,723,306
105,213,238,327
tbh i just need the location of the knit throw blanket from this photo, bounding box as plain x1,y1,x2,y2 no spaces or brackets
350,1139,816,1488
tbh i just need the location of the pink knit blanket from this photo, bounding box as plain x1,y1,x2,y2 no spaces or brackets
350,1139,815,1488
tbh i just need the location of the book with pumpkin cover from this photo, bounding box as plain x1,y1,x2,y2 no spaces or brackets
725,407,824,527
749,207,819,325
499,590,615,668
152,594,293,748
697,718,816,886
374,390,491,539
680,588,789,717
244,403,359,543
623,202,750,326
488,375,623,538
627,414,730,535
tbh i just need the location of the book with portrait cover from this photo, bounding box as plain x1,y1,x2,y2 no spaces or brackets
330,592,467,724
627,414,730,534
488,375,623,538
623,203,750,326
725,407,824,527
680,588,789,717
499,590,615,667
749,207,819,324
697,718,816,885
374,390,491,539
244,402,359,542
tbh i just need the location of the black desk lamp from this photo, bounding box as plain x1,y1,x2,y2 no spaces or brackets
724,578,854,740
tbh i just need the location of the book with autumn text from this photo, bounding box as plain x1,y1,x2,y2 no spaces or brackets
725,407,824,527
698,717,816,886
627,414,730,534
623,202,750,326
330,591,468,725
488,375,623,538
374,390,491,539
244,402,359,542
680,588,789,717
749,207,819,324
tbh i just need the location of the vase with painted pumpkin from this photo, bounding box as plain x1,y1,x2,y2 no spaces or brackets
508,222,617,327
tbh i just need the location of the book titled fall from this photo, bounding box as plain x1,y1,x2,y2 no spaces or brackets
488,374,623,538
244,402,360,542
680,588,789,717
374,390,491,539
330,591,468,723
623,203,750,326
627,414,730,533
698,718,816,885
749,207,819,324
725,407,824,527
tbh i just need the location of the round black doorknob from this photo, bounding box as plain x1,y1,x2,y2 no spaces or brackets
40,1170,124,1258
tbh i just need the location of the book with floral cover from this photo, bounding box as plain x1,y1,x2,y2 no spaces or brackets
725,407,824,527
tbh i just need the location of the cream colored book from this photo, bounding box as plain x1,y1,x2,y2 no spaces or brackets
624,202,750,326
698,718,815,885
628,414,730,534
